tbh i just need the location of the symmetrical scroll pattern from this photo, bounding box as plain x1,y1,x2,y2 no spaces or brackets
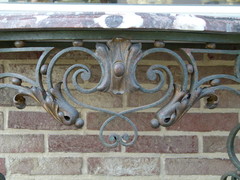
0,39,239,179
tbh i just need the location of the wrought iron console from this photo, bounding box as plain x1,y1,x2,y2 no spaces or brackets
0,4,240,180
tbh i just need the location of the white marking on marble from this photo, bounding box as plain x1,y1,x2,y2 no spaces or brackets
34,15,48,24
118,13,143,28
0,18,7,23
173,14,206,31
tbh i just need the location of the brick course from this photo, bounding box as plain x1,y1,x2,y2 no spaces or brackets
126,136,198,153
49,135,120,152
87,157,160,176
0,135,44,153
9,157,82,175
8,111,77,130
168,113,238,132
165,158,235,175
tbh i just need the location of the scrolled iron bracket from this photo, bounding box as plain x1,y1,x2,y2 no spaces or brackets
0,38,239,179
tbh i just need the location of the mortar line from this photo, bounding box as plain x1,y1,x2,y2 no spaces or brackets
198,134,204,153
44,133,49,153
82,154,88,175
160,154,165,180
3,108,9,130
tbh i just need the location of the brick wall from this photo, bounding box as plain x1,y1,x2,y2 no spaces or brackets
0,49,239,180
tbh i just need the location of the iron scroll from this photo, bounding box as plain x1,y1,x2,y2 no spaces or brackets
0,38,239,179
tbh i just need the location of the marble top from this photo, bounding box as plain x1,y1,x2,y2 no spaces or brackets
0,4,240,33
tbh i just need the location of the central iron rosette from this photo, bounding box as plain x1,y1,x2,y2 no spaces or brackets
96,38,142,94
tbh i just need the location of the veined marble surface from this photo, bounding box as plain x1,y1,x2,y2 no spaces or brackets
0,4,240,32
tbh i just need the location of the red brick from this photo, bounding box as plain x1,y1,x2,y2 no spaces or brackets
126,136,198,153
71,91,123,108
208,90,240,108
49,135,120,153
169,65,236,85
203,136,240,153
0,89,38,106
127,91,200,108
59,50,94,60
127,91,165,107
207,53,237,61
142,51,176,61
0,112,3,130
87,112,158,131
9,64,35,79
198,66,236,85
165,158,235,175
168,113,238,132
46,64,101,84
9,63,101,84
8,111,78,130
9,157,82,175
135,65,160,84
0,159,6,176
142,50,203,61
0,51,41,59
203,136,228,153
0,135,44,153
88,157,160,176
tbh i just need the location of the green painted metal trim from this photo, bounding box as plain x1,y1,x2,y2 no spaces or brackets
0,30,240,43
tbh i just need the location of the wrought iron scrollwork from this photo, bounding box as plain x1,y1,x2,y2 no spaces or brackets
151,49,240,128
0,38,239,179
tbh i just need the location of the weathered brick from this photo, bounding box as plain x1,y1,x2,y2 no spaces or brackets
126,136,198,153
127,91,200,108
8,64,101,84
168,113,238,132
142,50,203,61
0,88,38,106
9,64,35,79
47,64,101,84
57,50,94,60
0,51,41,59
203,136,228,153
167,65,186,85
8,111,78,130
169,65,236,85
207,53,237,61
165,158,235,175
208,90,240,108
135,65,160,84
0,159,6,175
72,91,123,108
88,157,160,176
9,157,82,175
203,136,240,153
198,66,235,85
0,135,44,153
49,135,120,152
127,91,165,107
0,112,3,130
142,51,176,61
87,112,157,131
